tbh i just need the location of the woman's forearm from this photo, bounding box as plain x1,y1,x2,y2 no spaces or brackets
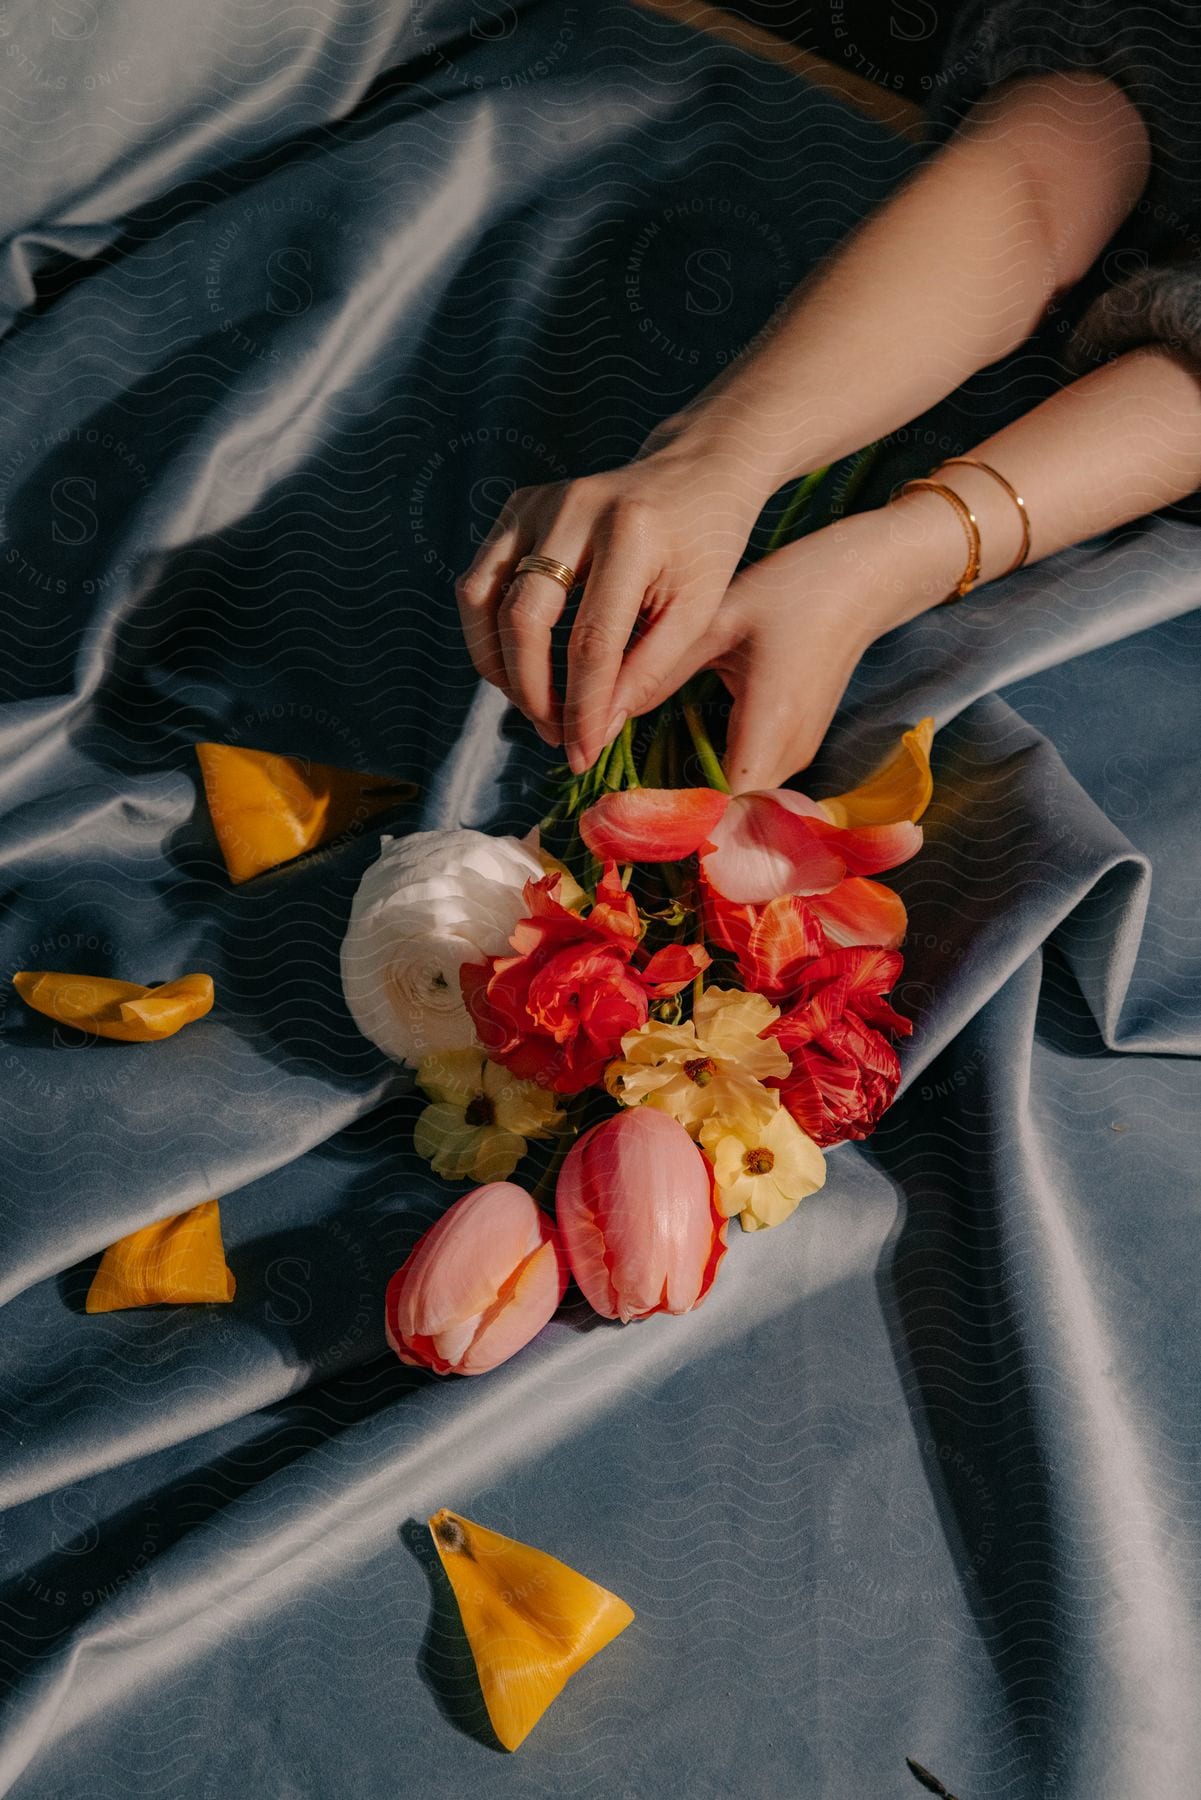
864,346,1201,623
650,71,1150,501
699,345,1201,790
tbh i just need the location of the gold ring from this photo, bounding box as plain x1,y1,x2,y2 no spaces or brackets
513,554,578,592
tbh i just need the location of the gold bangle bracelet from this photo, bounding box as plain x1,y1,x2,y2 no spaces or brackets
893,478,981,602
935,457,1031,576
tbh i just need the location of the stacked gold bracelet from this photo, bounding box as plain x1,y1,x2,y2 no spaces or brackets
894,477,981,602
937,458,1031,577
894,458,1031,605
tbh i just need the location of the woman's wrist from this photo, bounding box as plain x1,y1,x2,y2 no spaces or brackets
860,496,1001,630
635,409,1019,627
639,403,797,512
835,500,974,634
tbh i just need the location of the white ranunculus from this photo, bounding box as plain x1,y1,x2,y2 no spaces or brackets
340,829,544,1065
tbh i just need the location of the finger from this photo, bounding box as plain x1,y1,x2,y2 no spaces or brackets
725,648,839,791
563,520,658,772
725,700,794,793
719,640,818,792
497,531,590,741
714,566,829,789
609,586,726,723
454,506,530,695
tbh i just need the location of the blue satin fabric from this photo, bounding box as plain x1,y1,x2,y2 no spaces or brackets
1,4,1199,1796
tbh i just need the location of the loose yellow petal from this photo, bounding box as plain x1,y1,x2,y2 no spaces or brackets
86,1200,236,1311
12,971,213,1042
818,717,935,828
195,743,416,883
428,1508,634,1751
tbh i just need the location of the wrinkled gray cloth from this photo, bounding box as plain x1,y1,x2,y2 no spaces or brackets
930,1,1201,374
0,4,1200,1798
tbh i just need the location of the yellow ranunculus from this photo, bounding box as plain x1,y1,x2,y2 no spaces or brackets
699,1107,826,1232
604,987,789,1135
414,1048,563,1182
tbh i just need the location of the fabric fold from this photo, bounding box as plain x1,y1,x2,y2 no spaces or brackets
1,3,1199,1796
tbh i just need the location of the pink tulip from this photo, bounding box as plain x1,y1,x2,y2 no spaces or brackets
579,784,920,929
385,1182,568,1375
556,1109,727,1323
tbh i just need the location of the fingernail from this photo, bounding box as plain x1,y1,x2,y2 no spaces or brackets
603,710,626,743
566,746,586,776
535,721,561,748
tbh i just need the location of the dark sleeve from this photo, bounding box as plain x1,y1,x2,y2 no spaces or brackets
925,2,1201,372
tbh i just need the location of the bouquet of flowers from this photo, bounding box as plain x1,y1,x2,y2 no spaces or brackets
340,691,934,1376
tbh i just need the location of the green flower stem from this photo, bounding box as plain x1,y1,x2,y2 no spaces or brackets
641,721,665,789
831,440,880,520
665,704,685,793
682,699,730,794
765,463,831,553
538,764,574,834
618,715,640,788
657,859,687,903
589,741,610,797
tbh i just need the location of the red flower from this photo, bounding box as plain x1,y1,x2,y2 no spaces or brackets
461,865,708,1095
767,947,912,1147
701,881,829,1002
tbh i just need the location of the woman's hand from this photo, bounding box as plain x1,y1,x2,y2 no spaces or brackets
454,70,1151,781
454,431,770,774
663,509,932,792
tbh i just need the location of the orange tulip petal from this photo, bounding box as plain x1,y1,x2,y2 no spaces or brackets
579,787,729,863
85,1200,236,1311
819,717,935,828
12,971,213,1042
746,895,828,993
701,793,847,902
803,816,923,877
640,941,710,997
808,878,908,950
195,742,416,883
429,1508,634,1751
